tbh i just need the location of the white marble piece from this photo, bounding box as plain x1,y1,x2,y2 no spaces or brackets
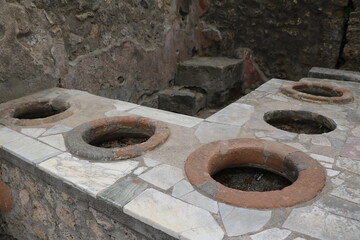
267,94,289,102
3,136,61,164
260,137,276,142
133,167,148,175
320,162,332,169
39,153,138,197
326,169,340,177
283,206,360,240
144,158,160,167
129,106,203,128
20,128,46,138
206,103,254,127
330,182,360,204
352,126,360,137
113,100,138,112
124,188,224,240
255,131,266,138
219,203,272,236
105,110,132,117
286,142,307,152
337,125,349,131
139,164,184,190
310,154,334,163
195,121,241,143
39,134,66,151
0,127,24,146
298,134,312,144
315,195,360,222
293,238,307,240
172,180,194,198
336,156,360,175
42,124,72,137
180,191,218,213
256,79,284,93
311,136,332,147
267,131,297,141
250,228,291,240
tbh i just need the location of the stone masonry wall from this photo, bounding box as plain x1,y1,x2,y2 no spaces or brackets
202,0,350,80
1,0,359,105
342,0,360,71
0,159,169,240
0,0,204,104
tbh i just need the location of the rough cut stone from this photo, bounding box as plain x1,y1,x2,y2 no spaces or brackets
174,57,243,107
309,67,360,82
158,86,206,116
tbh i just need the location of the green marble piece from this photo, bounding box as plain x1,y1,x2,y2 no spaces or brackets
99,178,148,208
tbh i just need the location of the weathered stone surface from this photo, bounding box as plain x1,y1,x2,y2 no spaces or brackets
139,164,184,190
202,0,349,79
219,203,271,236
283,206,360,240
124,188,224,240
174,57,243,107
158,86,206,115
0,1,57,103
309,67,360,82
0,0,203,104
342,6,360,71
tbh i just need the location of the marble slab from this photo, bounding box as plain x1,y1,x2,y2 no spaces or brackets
139,164,184,190
39,153,138,196
124,188,224,240
129,106,203,128
206,103,254,127
283,206,360,240
0,127,25,146
3,136,61,164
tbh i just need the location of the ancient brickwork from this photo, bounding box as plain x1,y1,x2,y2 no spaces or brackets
0,161,147,240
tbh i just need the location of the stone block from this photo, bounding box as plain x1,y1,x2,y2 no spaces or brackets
308,67,360,83
174,57,243,107
158,86,206,116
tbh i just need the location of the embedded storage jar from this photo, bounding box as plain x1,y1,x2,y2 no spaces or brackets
0,99,73,126
185,139,325,209
281,81,353,103
264,110,336,134
65,116,170,161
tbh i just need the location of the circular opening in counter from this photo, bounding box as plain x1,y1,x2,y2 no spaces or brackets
212,166,292,192
281,81,353,103
0,100,73,126
185,139,325,209
264,110,336,134
13,101,69,120
65,116,170,161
